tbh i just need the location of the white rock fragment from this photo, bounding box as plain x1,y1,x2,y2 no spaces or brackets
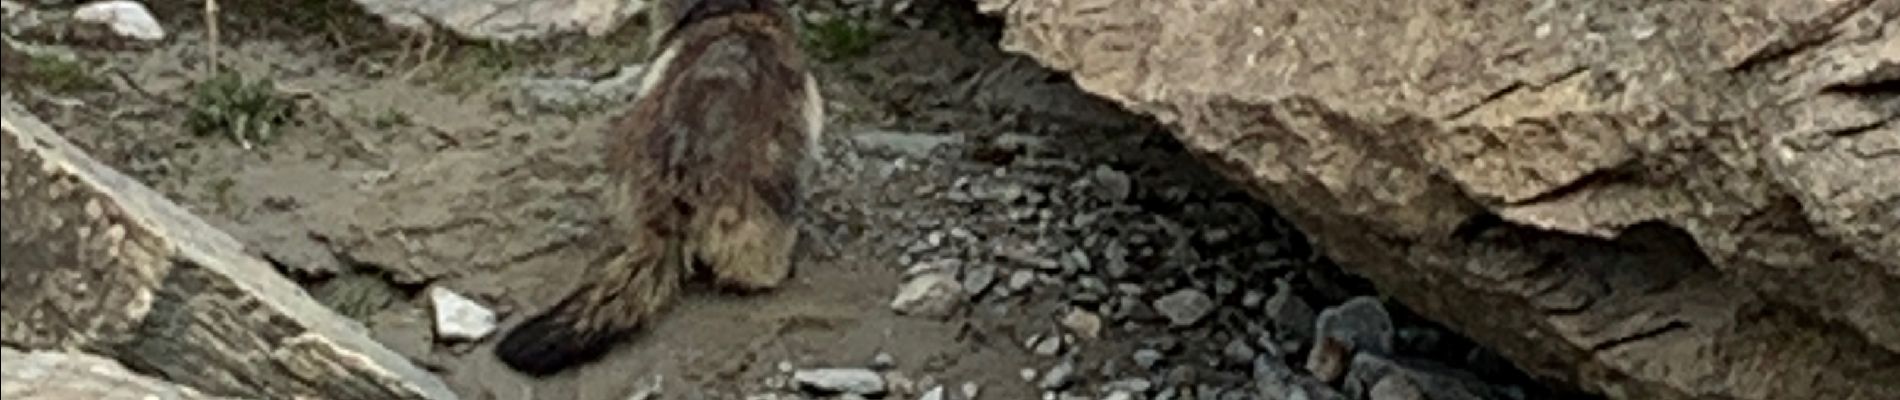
1060,308,1103,340
624,375,663,400
961,263,998,296
884,370,916,395
1031,334,1062,356
1039,360,1075,389
428,286,496,341
891,272,963,318
872,352,897,370
918,385,945,400
793,368,887,396
1007,269,1035,291
72,1,165,41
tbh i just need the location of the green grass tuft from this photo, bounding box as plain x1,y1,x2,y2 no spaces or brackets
802,17,886,62
24,56,107,93
185,71,296,148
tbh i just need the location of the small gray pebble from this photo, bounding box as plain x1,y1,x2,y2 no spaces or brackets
1040,360,1076,390
1133,349,1164,370
1008,269,1036,291
872,352,897,370
1154,289,1215,326
1223,339,1256,365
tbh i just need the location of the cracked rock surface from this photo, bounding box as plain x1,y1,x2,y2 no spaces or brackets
10,0,1862,399
976,0,1900,398
1,347,241,400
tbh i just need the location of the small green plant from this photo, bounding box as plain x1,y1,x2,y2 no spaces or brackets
186,71,295,149
802,17,885,61
564,30,653,68
208,176,238,212
282,0,360,32
433,41,525,95
24,56,107,93
371,107,409,129
310,271,401,323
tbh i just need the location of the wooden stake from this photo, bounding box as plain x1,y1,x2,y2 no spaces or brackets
204,0,220,74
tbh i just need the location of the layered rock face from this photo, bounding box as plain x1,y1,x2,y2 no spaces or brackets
1,99,459,400
2,347,241,400
349,0,648,40
977,0,1900,398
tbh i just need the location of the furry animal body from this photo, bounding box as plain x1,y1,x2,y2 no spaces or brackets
491,0,824,376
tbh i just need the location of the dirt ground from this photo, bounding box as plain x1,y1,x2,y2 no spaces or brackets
3,1,1586,399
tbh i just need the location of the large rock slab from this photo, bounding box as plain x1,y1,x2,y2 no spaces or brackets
353,0,649,41
978,0,1900,399
1,347,241,400
0,98,459,400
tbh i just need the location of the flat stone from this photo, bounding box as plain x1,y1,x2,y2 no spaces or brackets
1154,289,1215,326
1039,360,1076,390
72,1,164,41
1255,355,1347,400
1314,296,1394,355
1262,282,1315,343
1368,374,1425,400
1102,378,1153,393
1222,338,1257,365
793,368,887,396
429,286,496,342
1033,335,1064,356
1089,166,1133,203
891,273,965,318
1343,353,1512,400
506,64,647,114
1008,269,1036,291
1060,308,1103,340
872,352,897,370
962,263,999,297
1132,349,1164,370
853,131,963,159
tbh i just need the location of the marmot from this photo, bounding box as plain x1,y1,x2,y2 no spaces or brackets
492,0,823,376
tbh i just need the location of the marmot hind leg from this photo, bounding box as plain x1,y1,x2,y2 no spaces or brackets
688,182,798,292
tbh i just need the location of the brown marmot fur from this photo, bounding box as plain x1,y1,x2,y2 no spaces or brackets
492,0,823,376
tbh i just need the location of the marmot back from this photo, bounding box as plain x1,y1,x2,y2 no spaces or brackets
492,0,823,376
